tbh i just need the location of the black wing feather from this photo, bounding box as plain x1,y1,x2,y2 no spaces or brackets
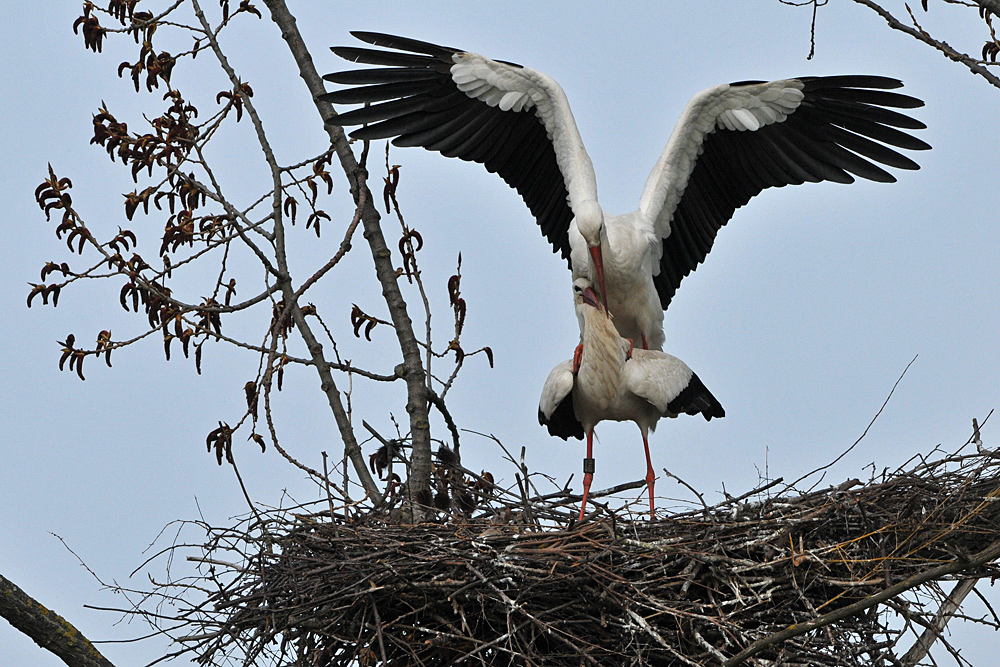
330,46,445,69
803,105,930,152
539,388,584,441
350,31,460,59
653,75,928,309
800,74,903,90
429,106,497,154
333,90,467,126
319,80,441,105
325,32,574,261
446,111,506,158
817,99,926,130
323,67,440,85
667,373,725,422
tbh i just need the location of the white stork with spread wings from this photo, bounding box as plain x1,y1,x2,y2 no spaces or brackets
322,32,929,350
538,279,725,520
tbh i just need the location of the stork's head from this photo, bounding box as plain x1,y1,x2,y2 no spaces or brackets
574,200,609,314
572,277,603,312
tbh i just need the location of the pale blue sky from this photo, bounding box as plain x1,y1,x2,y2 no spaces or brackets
3,2,998,664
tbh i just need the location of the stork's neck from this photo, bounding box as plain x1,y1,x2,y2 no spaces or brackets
577,306,627,405
581,306,625,359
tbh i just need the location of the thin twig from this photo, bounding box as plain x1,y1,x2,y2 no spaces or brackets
850,0,1000,89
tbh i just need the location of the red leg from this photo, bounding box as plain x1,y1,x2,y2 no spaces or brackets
579,429,595,522
572,343,583,375
624,337,634,360
641,334,649,350
642,431,656,520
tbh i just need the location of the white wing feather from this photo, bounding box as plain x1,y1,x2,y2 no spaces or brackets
450,53,600,213
623,350,694,414
538,359,576,419
636,80,806,270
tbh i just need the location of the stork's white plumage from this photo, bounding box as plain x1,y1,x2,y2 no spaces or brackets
538,279,724,520
323,32,930,350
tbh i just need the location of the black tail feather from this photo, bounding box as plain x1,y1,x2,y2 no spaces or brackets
667,373,725,421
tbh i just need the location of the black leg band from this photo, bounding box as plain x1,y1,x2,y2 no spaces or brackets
583,457,595,474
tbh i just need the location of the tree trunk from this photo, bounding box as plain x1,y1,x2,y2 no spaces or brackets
262,0,433,519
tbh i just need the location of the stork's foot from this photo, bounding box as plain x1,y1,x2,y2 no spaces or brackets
625,337,634,361
641,334,649,350
572,343,584,375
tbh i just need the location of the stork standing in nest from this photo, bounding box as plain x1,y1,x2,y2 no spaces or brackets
539,279,724,520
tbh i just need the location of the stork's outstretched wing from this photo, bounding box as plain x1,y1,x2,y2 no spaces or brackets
638,76,930,309
323,32,597,262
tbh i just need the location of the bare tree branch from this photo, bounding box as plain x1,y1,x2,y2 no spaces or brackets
0,574,117,667
850,0,1000,89
261,0,433,516
901,577,980,666
191,0,385,504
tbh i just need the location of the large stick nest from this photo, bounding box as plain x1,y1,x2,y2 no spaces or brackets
155,444,1000,667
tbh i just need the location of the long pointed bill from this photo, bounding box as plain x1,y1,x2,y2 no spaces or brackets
588,244,610,316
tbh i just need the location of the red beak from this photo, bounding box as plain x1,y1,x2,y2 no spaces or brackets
588,245,610,316
581,286,601,309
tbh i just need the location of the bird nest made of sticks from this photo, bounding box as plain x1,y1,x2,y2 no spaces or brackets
142,442,1000,667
